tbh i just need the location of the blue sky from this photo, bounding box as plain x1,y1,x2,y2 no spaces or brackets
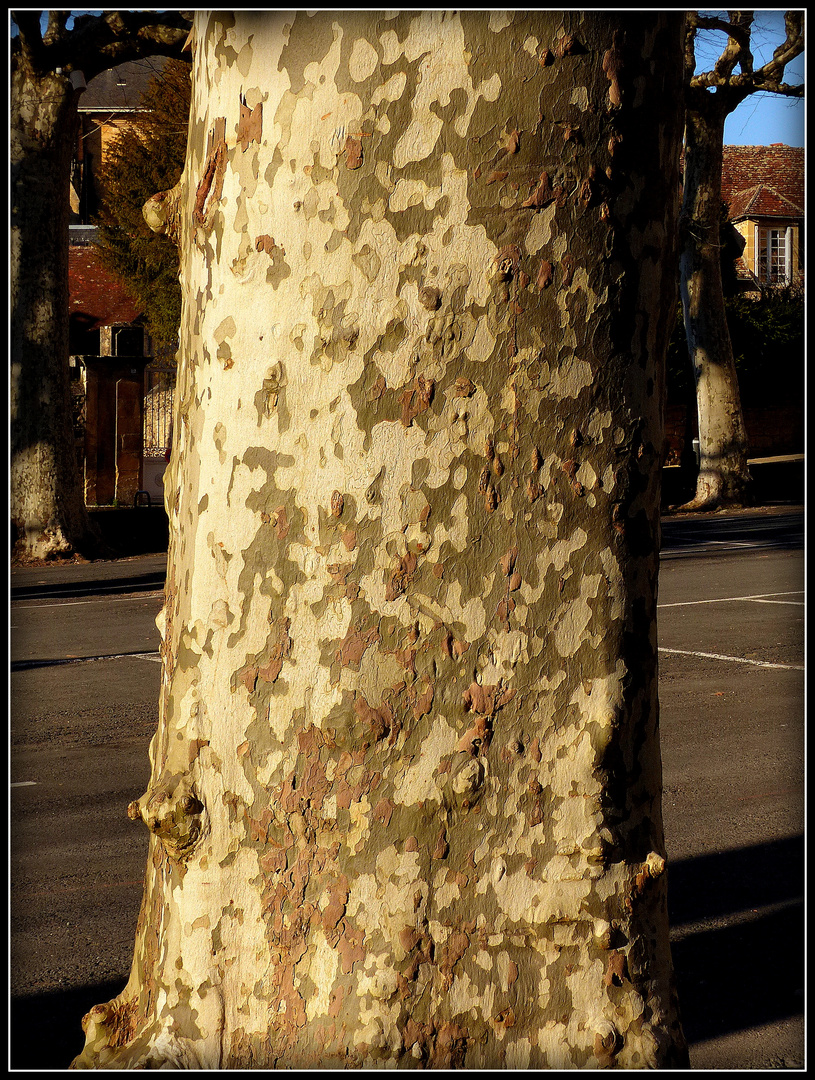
16,9,805,148
695,9,805,147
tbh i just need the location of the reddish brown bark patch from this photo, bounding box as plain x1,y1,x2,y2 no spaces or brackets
193,130,227,227
537,259,554,289
522,171,565,209
399,375,435,427
257,617,292,684
335,622,380,670
386,551,418,601
255,234,278,254
237,95,262,151
603,32,624,107
344,136,364,170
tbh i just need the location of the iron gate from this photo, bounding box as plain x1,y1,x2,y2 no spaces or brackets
143,364,176,458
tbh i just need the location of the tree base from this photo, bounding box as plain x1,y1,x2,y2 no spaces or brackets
11,518,111,565
670,467,753,513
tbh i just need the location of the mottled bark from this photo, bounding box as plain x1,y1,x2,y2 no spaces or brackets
73,11,687,1069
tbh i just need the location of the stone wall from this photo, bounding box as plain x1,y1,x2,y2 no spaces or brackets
664,403,804,465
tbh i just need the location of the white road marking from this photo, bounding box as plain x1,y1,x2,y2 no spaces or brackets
658,591,803,609
659,647,804,671
11,781,37,787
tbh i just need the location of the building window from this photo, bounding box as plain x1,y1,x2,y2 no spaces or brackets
756,226,791,284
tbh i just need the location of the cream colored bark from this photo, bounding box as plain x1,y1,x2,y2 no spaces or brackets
73,11,687,1069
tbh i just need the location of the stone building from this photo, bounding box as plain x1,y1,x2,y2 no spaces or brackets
68,58,173,506
721,144,804,292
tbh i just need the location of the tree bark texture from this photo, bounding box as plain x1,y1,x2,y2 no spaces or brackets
11,65,100,559
74,11,687,1069
678,99,752,510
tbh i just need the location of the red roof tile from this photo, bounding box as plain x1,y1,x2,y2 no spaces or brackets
726,182,803,220
721,145,803,219
69,246,143,331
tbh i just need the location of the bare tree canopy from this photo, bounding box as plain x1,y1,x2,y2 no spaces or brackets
686,10,804,97
11,10,193,79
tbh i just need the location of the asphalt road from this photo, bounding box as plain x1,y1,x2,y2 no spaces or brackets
10,508,804,1069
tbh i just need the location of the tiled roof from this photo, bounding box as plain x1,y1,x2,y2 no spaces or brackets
69,245,143,331
727,183,803,221
78,56,169,111
721,145,803,219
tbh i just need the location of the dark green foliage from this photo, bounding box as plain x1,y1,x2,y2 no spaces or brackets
725,286,804,405
668,199,803,408
93,58,191,357
667,287,804,407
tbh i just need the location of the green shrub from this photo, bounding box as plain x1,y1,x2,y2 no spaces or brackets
93,58,191,358
667,286,804,407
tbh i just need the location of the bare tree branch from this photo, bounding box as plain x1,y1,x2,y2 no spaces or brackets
43,11,69,48
10,10,44,66
692,12,753,49
753,10,804,86
684,16,699,83
688,9,803,103
712,11,754,80
45,11,193,80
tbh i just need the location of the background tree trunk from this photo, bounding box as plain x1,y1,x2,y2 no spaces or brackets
11,66,101,559
678,101,752,510
74,11,687,1069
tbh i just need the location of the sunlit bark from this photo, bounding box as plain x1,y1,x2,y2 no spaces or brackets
73,11,688,1068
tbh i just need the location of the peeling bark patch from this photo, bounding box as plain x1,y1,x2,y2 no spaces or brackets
385,551,417,602
193,135,226,228
258,617,292,683
603,33,624,108
344,135,364,170
399,376,434,427
604,949,627,987
537,259,553,289
335,622,380,672
522,171,565,210
255,234,279,255
237,94,262,151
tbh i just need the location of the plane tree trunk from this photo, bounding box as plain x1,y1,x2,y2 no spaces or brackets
11,10,192,561
73,11,687,1069
677,93,752,510
11,62,101,560
675,10,804,512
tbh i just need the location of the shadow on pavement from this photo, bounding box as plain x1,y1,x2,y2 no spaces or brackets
10,978,127,1069
10,570,166,602
668,834,804,1045
9,837,804,1065
661,508,804,555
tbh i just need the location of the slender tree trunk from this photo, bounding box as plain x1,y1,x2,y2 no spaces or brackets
677,101,752,510
73,11,687,1068
11,65,102,560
